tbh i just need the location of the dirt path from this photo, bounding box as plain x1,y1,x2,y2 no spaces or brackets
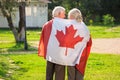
91,38,120,54
30,38,120,54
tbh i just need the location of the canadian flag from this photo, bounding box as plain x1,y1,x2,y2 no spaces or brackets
38,17,92,75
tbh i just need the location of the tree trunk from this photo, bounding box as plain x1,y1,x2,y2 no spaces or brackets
18,2,28,50
0,1,28,50
18,2,26,42
0,5,19,42
6,15,19,42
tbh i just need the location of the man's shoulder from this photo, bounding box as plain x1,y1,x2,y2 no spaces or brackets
42,20,53,30
44,20,53,26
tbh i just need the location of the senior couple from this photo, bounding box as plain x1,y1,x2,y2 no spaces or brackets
38,6,92,80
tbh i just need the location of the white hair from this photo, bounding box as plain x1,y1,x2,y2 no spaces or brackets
68,8,83,22
52,6,65,17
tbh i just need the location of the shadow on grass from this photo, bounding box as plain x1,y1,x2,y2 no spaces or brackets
0,58,14,80
0,54,29,80
0,62,8,77
8,42,25,51
10,60,29,80
0,42,37,53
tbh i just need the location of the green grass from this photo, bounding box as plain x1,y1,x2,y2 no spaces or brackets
88,25,120,38
0,28,40,52
0,53,120,80
0,25,120,42
85,53,120,80
0,41,37,53
0,28,41,41
0,53,45,80
27,28,42,41
0,55,10,79
1,25,120,52
0,25,120,79
10,53,45,80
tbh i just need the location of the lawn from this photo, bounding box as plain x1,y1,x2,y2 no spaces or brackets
0,25,120,42
0,53,120,80
0,25,120,52
88,25,120,38
0,25,120,80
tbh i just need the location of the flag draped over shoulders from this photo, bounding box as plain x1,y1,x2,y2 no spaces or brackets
38,17,92,74
38,18,90,65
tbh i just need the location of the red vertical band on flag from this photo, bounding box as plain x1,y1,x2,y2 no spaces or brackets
38,20,53,58
76,37,92,75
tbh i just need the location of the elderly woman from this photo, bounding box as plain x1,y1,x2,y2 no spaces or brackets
67,8,92,80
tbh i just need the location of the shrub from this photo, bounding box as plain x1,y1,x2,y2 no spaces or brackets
89,19,93,26
102,14,115,26
94,15,101,22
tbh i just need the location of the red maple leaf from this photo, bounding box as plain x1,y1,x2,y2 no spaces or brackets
55,25,84,56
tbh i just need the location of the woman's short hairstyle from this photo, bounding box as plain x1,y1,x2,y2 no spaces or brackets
52,6,65,17
68,8,83,22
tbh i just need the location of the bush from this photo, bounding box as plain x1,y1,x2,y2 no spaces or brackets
103,14,115,26
89,19,93,26
94,15,101,22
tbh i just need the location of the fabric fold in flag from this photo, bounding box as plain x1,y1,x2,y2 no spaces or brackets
45,18,90,66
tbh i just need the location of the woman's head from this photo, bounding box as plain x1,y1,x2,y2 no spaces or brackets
68,8,83,22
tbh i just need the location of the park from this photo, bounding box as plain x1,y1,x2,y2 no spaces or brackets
0,0,120,80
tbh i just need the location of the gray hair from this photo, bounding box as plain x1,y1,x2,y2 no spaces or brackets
52,6,65,17
68,8,83,22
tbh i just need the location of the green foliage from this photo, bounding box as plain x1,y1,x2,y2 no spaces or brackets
48,0,120,22
89,19,93,26
103,14,115,26
94,15,101,22
0,0,18,17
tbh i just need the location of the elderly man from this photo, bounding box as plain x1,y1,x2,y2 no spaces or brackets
38,6,66,80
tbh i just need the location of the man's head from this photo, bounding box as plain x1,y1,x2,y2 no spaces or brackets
52,6,65,19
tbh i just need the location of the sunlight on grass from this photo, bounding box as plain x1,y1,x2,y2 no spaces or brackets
9,54,46,80
0,25,120,80
84,53,120,80
88,25,120,38
0,53,120,80
0,26,120,52
0,55,10,79
0,25,120,42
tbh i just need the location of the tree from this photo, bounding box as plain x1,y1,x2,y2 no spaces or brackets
100,0,120,22
48,0,63,20
48,0,120,23
0,0,19,42
0,0,29,43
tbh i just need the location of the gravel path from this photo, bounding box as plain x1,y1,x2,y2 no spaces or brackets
91,38,120,54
